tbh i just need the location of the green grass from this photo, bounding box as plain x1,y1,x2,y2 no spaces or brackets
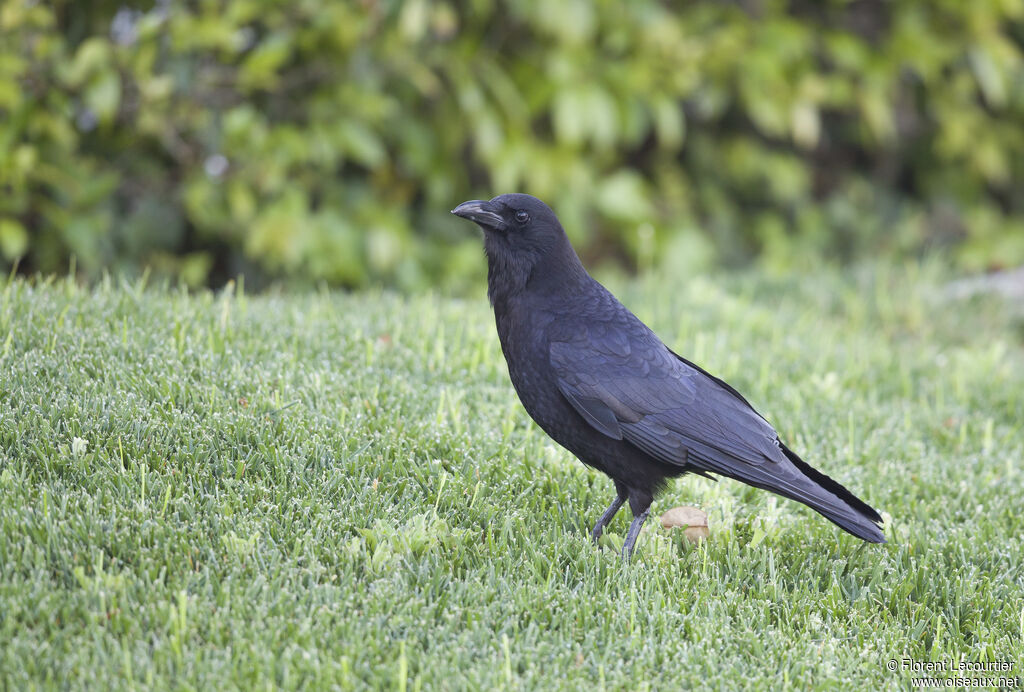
1,264,1022,690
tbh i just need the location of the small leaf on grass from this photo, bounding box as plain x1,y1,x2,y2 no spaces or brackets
660,506,709,543
71,436,89,458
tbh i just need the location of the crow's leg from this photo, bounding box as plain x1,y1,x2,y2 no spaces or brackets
590,495,625,544
621,508,651,560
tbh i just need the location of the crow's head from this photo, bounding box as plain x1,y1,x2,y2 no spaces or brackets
453,193,586,302
452,193,568,262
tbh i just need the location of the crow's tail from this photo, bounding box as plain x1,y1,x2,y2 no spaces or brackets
776,443,886,543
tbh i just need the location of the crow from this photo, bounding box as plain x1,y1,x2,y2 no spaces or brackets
452,193,885,558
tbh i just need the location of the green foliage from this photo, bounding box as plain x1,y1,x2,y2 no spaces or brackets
1,266,1022,687
2,1,1024,287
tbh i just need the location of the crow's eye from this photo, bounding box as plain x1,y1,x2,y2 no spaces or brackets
514,210,529,224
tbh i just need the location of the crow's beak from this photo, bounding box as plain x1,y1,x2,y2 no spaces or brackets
451,199,506,232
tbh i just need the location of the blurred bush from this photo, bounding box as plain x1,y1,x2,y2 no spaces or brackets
2,0,1023,289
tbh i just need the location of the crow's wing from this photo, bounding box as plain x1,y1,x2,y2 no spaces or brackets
549,318,783,474
548,316,885,543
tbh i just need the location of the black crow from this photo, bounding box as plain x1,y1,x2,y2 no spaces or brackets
452,193,885,558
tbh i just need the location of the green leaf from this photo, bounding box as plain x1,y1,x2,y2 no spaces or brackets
552,87,586,146
968,47,1006,108
239,36,291,91
0,218,27,258
64,37,111,87
84,69,121,124
596,170,652,222
790,101,820,149
651,97,685,150
337,121,387,168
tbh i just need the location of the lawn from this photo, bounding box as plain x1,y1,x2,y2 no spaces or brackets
1,264,1021,690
